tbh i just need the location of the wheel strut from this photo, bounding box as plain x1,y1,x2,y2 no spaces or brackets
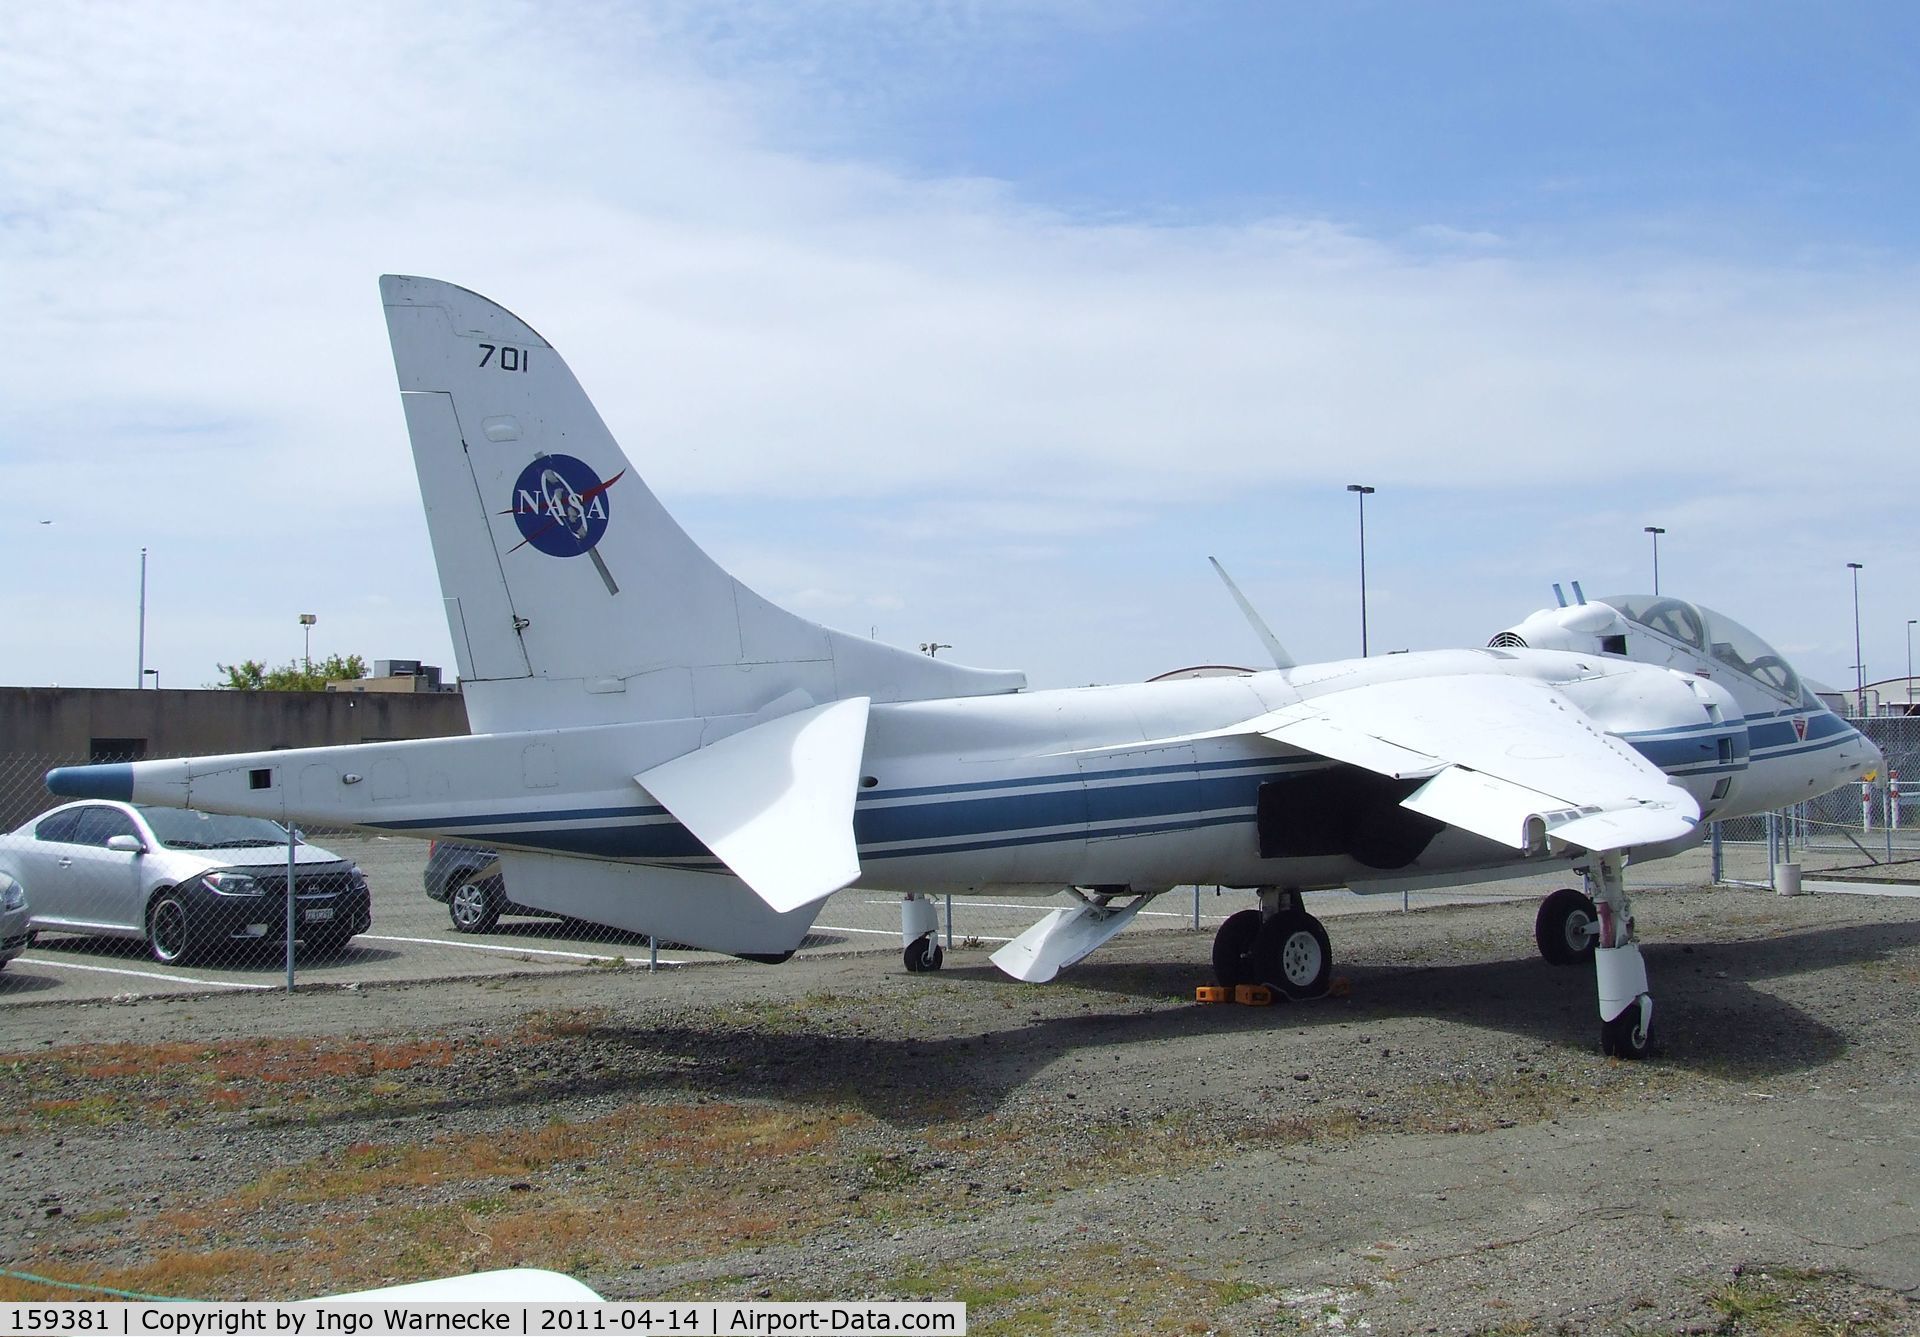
1584,853,1654,1059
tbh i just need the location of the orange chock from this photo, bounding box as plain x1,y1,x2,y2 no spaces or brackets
1194,985,1232,1004
1232,983,1275,1006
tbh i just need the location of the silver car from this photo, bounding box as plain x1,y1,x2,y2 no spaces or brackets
0,801,371,964
0,871,27,969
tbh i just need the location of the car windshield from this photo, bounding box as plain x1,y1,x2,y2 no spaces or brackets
138,806,296,850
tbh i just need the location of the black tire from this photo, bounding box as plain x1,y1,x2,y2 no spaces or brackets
1601,1002,1655,1059
146,891,194,965
1535,887,1599,966
447,875,502,933
1210,908,1263,987
1255,910,1333,999
903,934,944,972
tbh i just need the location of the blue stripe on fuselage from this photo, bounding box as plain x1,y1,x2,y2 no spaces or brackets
370,712,1863,868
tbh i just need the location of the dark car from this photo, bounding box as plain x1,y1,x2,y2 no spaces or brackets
424,840,544,933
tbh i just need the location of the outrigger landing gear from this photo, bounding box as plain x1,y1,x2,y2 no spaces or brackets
1211,887,1332,999
1582,852,1654,1059
900,892,944,973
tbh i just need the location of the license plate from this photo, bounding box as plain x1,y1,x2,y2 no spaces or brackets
303,906,335,923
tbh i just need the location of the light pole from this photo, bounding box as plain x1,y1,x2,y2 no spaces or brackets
299,613,317,670
143,669,159,691
1906,619,1915,711
1644,526,1665,594
1847,563,1865,716
137,547,148,687
1346,484,1375,657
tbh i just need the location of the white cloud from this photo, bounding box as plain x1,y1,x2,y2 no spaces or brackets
0,1,1915,692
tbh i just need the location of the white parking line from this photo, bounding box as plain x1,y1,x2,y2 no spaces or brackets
15,957,278,990
361,934,683,963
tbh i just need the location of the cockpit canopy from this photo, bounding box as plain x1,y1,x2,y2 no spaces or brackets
1490,593,1812,707
1593,595,1803,703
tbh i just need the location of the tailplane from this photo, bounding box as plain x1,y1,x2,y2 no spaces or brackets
381,276,1024,731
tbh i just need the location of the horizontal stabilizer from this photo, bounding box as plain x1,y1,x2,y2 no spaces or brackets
497,852,822,956
636,698,870,914
990,897,1152,982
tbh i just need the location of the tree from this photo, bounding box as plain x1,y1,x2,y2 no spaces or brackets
215,654,368,691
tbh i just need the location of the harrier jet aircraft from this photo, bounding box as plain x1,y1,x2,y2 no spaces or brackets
47,277,1877,1058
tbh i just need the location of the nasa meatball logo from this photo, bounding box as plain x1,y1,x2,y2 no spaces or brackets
505,454,624,557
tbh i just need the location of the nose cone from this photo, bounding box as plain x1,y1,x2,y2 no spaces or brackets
1855,730,1887,784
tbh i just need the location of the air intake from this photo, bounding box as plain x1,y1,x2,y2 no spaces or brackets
1488,632,1528,648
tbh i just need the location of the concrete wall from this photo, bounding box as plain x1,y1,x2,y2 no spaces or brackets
0,687,470,829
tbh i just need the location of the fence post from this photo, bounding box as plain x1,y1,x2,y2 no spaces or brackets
1710,821,1723,884
284,819,297,993
1766,811,1778,890
1191,884,1200,930
1863,778,1873,832
945,893,954,951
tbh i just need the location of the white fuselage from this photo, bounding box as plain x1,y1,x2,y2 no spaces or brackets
79,646,1875,900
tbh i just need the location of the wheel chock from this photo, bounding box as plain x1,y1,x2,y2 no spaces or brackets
1194,985,1232,1004
1232,983,1275,1006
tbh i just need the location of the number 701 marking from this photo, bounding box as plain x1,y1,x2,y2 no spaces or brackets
478,343,530,372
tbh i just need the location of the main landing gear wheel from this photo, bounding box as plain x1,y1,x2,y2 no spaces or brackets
1210,902,1333,998
904,933,944,973
1535,887,1598,966
1256,911,1332,999
1210,909,1263,988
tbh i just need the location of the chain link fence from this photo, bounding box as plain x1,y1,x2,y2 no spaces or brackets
5,719,1914,1005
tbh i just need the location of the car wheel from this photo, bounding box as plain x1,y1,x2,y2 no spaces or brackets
146,891,194,965
447,875,502,933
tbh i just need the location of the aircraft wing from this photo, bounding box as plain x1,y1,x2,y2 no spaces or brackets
1257,674,1700,852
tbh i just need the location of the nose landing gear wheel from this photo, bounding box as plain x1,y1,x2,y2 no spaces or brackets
1535,887,1598,965
904,933,944,972
1601,1000,1655,1059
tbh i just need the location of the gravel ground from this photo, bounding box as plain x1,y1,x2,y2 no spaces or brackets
3,882,1917,1334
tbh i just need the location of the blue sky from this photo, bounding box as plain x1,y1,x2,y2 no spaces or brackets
2,2,1917,694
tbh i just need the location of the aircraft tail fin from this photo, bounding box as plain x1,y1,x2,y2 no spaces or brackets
380,276,1024,732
